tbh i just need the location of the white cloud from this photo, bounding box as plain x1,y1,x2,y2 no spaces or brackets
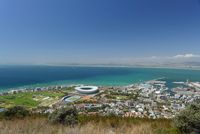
174,54,200,58
37,53,200,67
107,54,200,67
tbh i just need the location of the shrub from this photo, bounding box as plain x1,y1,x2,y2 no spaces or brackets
3,106,29,119
174,103,200,134
48,107,78,126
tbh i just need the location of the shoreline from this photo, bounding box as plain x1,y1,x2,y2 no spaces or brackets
0,66,200,93
0,77,163,93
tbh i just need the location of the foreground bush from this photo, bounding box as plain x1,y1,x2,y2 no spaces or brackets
48,107,78,126
174,103,200,134
3,106,29,119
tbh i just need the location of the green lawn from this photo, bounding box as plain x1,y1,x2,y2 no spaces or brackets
0,93,39,108
0,91,66,108
116,95,129,100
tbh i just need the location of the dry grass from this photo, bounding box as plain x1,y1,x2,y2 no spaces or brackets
0,117,178,134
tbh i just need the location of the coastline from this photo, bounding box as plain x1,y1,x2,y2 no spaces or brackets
0,77,164,93
0,65,200,93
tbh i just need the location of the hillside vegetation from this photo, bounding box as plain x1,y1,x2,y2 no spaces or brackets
0,116,178,134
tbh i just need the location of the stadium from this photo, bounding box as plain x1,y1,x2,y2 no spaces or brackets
75,86,99,94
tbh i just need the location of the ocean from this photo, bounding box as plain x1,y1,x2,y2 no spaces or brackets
0,65,200,92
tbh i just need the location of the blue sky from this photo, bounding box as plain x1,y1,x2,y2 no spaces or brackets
0,0,200,65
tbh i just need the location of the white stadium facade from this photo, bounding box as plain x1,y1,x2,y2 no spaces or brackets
75,86,99,94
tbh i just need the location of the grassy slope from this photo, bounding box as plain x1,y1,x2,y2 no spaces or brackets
0,116,179,134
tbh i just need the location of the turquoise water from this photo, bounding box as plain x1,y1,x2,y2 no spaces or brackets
0,65,200,92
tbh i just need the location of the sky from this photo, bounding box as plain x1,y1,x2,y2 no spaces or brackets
0,0,200,66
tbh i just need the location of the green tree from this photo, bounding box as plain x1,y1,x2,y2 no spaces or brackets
3,106,29,119
174,102,200,134
48,107,78,126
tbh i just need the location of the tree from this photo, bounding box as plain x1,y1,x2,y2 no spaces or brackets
174,102,200,134
48,107,78,126
3,106,29,119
